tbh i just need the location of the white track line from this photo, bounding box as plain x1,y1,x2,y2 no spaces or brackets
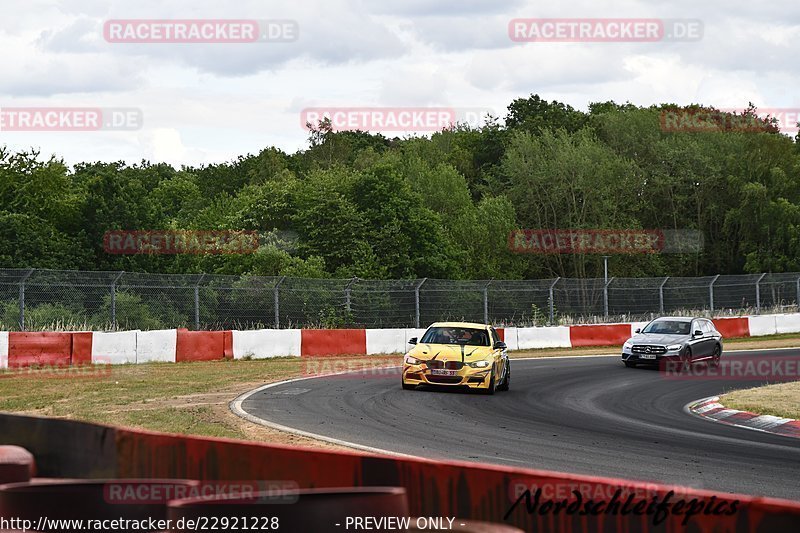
230,372,414,457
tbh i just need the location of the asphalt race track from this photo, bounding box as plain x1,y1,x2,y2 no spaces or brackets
240,348,800,501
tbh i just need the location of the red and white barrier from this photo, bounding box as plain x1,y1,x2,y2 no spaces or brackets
517,326,571,349
136,329,177,363
501,327,518,350
232,329,302,359
301,329,366,357
748,315,778,337
775,313,800,334
0,332,7,369
7,332,71,368
93,330,138,364
366,328,406,355
2,312,800,368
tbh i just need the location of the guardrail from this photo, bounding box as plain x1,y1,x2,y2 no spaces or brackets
1,412,799,531
1,313,798,369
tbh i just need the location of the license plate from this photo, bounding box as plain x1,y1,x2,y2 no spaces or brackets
430,369,458,376
640,353,656,360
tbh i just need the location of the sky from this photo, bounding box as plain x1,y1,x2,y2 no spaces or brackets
0,0,797,167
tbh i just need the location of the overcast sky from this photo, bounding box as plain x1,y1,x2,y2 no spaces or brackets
0,0,797,167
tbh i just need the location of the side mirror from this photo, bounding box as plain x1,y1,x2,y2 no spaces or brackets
493,341,507,350
635,328,641,334
408,337,417,345
693,330,703,338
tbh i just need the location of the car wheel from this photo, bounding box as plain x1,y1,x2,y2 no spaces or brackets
681,347,693,371
497,362,510,391
624,361,637,368
711,344,721,368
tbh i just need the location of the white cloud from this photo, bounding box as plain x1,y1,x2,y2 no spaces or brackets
0,0,797,166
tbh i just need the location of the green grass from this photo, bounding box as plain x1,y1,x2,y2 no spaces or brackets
0,356,400,440
722,382,800,420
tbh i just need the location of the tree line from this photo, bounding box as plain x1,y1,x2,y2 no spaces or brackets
2,96,799,280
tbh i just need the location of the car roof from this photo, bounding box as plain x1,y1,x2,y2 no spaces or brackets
652,317,698,322
428,322,490,329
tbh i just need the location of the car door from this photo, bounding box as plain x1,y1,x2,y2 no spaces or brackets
689,319,706,357
705,319,721,354
490,327,507,377
699,320,715,359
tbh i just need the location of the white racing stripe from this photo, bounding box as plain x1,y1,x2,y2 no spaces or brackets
229,371,415,458
747,415,794,430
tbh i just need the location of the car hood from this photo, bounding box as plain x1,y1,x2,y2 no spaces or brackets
408,343,493,362
629,333,688,345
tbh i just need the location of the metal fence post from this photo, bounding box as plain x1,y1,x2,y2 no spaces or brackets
796,276,800,310
659,277,669,315
194,273,206,330
483,279,493,324
709,274,720,314
549,278,560,325
274,276,286,328
414,278,427,328
111,271,125,331
345,277,357,316
755,273,766,314
18,268,34,331
604,277,615,319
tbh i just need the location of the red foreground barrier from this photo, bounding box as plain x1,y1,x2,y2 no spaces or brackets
713,317,750,339
1,413,799,531
301,329,367,357
569,324,631,347
0,446,35,484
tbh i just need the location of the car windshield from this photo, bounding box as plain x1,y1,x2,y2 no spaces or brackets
420,327,490,346
642,320,692,335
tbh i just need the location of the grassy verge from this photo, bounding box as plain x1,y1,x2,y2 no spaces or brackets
721,382,800,420
0,356,400,448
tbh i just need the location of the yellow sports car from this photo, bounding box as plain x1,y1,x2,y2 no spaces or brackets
401,322,510,394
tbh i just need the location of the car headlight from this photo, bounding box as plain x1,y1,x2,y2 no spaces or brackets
404,355,424,365
667,344,683,352
623,341,633,350
467,360,491,368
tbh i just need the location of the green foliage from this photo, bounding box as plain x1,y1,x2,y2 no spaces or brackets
0,96,798,284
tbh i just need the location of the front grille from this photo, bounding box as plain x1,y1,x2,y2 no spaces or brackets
426,360,463,370
632,345,667,355
427,376,463,384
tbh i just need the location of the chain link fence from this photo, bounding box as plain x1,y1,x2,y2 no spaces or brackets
1,269,800,331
